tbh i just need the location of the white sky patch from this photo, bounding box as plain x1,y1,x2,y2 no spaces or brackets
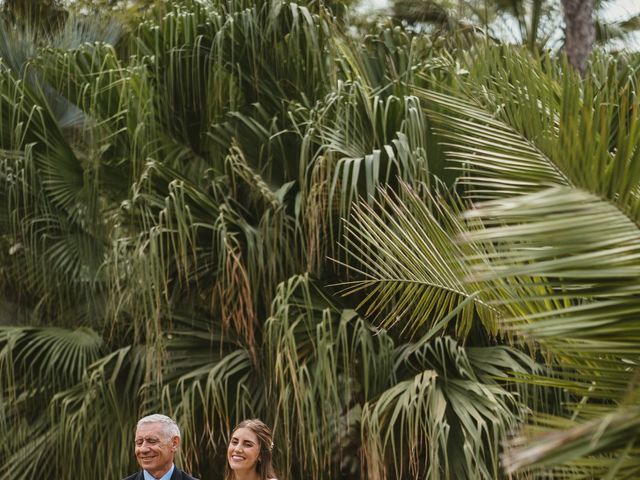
601,0,640,22
601,0,640,50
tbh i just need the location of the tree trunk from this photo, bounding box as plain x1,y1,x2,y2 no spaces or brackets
561,0,596,74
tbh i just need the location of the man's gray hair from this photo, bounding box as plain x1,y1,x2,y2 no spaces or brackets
137,414,181,439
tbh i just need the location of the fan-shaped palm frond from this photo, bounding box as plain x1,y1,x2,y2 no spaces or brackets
340,182,499,338
0,325,113,478
264,274,391,478
417,45,640,213
337,39,640,477
459,186,640,475
505,406,640,478
0,21,132,325
362,335,534,480
261,274,538,480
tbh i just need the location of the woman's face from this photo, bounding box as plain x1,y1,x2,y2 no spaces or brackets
227,427,261,473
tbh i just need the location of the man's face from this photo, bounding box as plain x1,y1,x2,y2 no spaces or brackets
134,422,179,478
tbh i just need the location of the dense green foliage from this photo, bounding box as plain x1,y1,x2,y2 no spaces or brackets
0,0,639,479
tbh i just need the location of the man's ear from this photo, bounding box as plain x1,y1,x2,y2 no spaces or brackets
171,435,181,451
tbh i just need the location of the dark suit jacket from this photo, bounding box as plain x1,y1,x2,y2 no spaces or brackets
122,467,199,480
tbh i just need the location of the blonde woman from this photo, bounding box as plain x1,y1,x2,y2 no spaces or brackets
225,419,277,480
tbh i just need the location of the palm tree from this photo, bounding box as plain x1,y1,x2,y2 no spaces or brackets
0,0,536,478
4,0,639,477
342,40,640,477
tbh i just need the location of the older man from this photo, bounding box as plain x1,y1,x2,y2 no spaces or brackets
122,414,199,480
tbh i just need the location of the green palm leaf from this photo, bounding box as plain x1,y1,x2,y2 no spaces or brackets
341,182,499,338
458,186,640,475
